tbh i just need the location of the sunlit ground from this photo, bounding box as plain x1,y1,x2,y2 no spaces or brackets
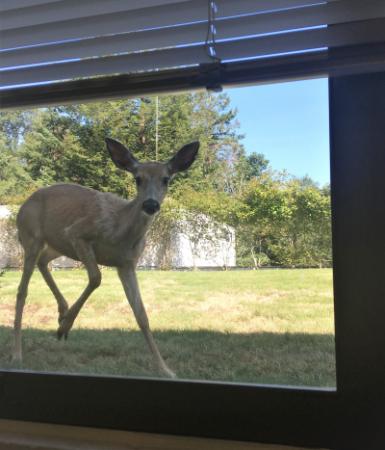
0,268,335,386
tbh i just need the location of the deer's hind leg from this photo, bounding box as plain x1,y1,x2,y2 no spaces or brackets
57,239,101,340
13,237,44,364
37,247,69,324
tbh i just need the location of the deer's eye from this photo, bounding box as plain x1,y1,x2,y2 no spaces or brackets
162,177,170,186
135,176,142,186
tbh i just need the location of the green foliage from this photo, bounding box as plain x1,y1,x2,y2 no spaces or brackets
20,108,133,197
0,113,36,203
238,173,332,267
0,92,332,267
0,145,34,203
172,186,244,226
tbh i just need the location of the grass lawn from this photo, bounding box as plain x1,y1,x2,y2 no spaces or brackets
0,268,335,386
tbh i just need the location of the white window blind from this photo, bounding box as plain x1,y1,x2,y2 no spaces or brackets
0,0,385,90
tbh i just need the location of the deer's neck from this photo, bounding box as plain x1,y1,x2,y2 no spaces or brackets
96,192,156,246
118,197,155,242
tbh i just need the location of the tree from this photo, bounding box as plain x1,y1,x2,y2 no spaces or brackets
0,94,332,269
0,140,34,203
0,112,35,203
20,106,137,197
242,152,269,180
18,92,245,199
287,179,331,267
0,111,33,149
237,172,331,268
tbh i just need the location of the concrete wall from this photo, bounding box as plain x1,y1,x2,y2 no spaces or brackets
0,206,236,269
0,206,23,269
136,213,236,268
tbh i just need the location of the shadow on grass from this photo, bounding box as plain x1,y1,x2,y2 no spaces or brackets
0,325,336,387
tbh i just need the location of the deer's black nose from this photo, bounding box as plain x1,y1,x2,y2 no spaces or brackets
142,199,160,215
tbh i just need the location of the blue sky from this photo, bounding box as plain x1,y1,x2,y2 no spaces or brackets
225,78,330,186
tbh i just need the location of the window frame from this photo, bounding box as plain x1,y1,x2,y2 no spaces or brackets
1,53,385,450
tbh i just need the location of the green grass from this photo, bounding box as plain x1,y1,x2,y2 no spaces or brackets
0,268,336,386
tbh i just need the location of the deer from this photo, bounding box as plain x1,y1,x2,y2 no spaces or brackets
12,138,200,378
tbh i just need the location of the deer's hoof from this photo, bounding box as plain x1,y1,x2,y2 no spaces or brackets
57,329,68,340
57,317,72,340
162,366,177,379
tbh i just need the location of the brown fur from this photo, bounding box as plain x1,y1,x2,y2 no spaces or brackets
12,139,199,378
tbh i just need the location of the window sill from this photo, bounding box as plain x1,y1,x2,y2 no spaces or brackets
0,419,326,450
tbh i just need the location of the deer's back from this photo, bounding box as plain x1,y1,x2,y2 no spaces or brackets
17,184,101,255
17,183,142,266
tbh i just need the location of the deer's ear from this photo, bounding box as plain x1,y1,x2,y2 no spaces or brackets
106,138,138,173
167,141,199,174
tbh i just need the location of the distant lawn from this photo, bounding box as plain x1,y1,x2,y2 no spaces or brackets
0,268,335,386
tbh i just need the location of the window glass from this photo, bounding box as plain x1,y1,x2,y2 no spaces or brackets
0,78,335,386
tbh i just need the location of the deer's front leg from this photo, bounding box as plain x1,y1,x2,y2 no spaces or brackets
117,265,176,378
57,239,101,340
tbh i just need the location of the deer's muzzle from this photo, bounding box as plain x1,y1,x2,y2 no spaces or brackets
142,199,160,215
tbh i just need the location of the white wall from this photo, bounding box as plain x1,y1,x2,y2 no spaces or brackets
0,206,236,269
139,216,236,268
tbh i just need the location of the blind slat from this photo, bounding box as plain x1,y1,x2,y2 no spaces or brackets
218,18,385,61
1,0,383,70
0,0,334,50
1,0,384,91
2,19,384,89
0,0,206,50
0,0,61,13
0,0,191,31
